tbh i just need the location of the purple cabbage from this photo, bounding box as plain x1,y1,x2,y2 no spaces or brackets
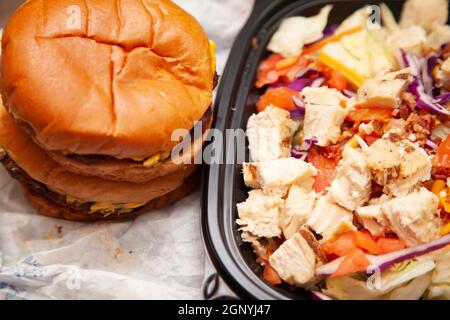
342,89,357,98
423,54,438,95
435,92,450,104
408,78,450,116
292,136,318,160
289,96,306,120
425,138,439,151
310,77,325,88
323,24,339,37
309,291,333,300
400,50,450,116
270,68,321,92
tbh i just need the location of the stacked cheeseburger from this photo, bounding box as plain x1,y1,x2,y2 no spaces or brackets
0,0,215,221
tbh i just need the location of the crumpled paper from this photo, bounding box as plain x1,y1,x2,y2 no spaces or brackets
0,0,254,300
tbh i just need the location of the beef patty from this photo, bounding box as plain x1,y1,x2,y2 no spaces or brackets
0,155,141,215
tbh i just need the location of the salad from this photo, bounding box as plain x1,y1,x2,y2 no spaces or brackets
237,0,450,300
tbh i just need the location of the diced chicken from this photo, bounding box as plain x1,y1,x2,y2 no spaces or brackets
302,87,348,107
364,138,432,196
364,138,401,184
387,26,427,56
236,190,284,242
246,106,298,162
439,57,450,91
269,233,316,287
280,186,318,239
382,188,440,247
243,158,317,196
400,0,448,33
390,142,432,196
358,189,440,245
267,5,333,57
358,69,412,109
242,163,260,189
306,195,357,243
329,146,371,211
302,88,348,147
356,196,393,237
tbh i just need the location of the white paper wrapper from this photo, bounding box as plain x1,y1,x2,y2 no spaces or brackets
0,0,254,300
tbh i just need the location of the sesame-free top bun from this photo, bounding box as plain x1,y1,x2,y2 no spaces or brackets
0,107,196,204
0,0,214,160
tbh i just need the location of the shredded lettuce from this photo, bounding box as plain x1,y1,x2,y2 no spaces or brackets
426,248,450,300
324,256,435,300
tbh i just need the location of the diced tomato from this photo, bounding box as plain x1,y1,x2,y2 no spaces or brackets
307,148,341,193
376,237,406,254
263,262,282,286
327,69,348,91
283,56,310,82
332,248,371,278
256,87,300,112
347,108,393,122
433,135,450,172
362,133,379,146
256,54,284,88
322,232,357,257
354,230,379,255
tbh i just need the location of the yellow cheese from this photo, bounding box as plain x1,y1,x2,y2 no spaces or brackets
90,202,147,214
209,40,217,73
143,153,162,167
318,50,366,88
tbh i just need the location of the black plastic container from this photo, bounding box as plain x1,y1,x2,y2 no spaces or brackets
201,0,405,300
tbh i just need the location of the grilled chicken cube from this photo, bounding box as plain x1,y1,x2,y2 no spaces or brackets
306,195,357,243
356,195,393,237
242,163,260,189
303,104,348,147
357,189,440,246
358,69,412,109
302,87,348,107
237,190,284,242
381,188,440,247
329,146,372,211
280,186,318,239
400,0,448,33
243,158,317,196
390,142,432,196
269,233,316,287
365,139,401,185
364,138,432,196
302,87,349,147
247,106,298,162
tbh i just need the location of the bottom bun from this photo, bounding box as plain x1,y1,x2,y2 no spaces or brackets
22,171,200,222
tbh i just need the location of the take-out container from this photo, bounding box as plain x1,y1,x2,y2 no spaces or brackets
201,0,406,300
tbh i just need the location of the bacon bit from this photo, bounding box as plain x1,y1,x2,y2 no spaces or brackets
405,113,438,146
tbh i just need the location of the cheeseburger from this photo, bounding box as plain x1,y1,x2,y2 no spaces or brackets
0,0,216,221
